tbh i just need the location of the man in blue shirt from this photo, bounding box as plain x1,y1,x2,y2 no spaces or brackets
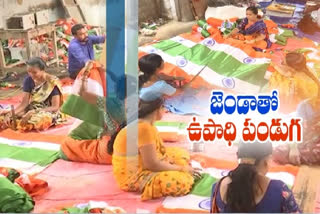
68,24,105,79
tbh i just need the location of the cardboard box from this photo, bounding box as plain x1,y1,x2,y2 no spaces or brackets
6,13,35,30
35,10,50,26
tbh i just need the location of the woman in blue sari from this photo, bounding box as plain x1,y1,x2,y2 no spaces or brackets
225,6,272,51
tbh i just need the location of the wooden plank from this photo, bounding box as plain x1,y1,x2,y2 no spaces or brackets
0,39,6,74
52,30,59,67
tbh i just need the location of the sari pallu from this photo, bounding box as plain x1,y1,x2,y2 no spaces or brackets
233,18,272,51
0,76,66,132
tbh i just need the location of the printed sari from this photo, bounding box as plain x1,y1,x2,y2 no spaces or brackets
268,67,318,113
112,121,194,201
0,76,65,132
231,18,272,51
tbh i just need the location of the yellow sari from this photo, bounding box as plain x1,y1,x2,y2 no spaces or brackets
268,67,318,113
112,121,194,201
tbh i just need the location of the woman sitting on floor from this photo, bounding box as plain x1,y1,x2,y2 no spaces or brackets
110,98,201,200
211,141,301,213
268,52,320,113
0,57,64,131
273,96,320,165
139,53,188,102
224,6,272,51
60,65,132,164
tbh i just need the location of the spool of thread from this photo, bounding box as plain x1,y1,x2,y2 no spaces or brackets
197,20,208,30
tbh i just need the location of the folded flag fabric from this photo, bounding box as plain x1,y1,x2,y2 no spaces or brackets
269,27,295,46
157,155,299,213
0,167,48,197
60,62,107,140
0,129,62,174
154,121,188,142
139,33,270,94
59,201,126,213
0,175,34,213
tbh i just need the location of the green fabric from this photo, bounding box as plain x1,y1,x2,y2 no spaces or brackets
275,35,287,44
61,94,105,127
275,28,295,46
69,122,104,140
59,206,90,213
190,173,217,197
7,169,20,183
59,149,69,161
0,176,34,213
153,40,269,87
0,144,59,166
154,121,188,130
280,28,294,37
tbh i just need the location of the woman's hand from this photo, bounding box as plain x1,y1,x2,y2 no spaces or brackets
0,109,10,116
245,40,255,44
174,76,185,81
3,113,12,127
181,165,202,180
79,75,88,96
20,110,34,126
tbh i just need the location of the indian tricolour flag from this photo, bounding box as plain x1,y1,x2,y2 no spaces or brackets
61,63,107,140
0,129,62,175
157,155,299,213
139,33,271,94
154,121,188,142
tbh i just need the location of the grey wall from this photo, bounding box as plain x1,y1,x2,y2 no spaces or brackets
0,0,65,29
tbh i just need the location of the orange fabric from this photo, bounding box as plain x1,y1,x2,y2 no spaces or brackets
0,167,48,198
60,136,112,164
207,17,224,28
0,129,63,144
15,175,49,197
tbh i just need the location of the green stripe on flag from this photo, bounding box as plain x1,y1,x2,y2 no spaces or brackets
154,121,188,131
61,94,105,127
153,40,269,86
0,144,59,166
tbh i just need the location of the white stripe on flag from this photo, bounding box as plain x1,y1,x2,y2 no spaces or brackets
72,78,104,96
162,194,210,211
139,46,261,93
156,126,180,133
0,137,60,151
267,172,295,187
170,36,271,64
0,158,45,174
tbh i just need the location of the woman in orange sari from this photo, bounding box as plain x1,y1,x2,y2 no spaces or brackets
225,6,272,51
110,98,201,200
